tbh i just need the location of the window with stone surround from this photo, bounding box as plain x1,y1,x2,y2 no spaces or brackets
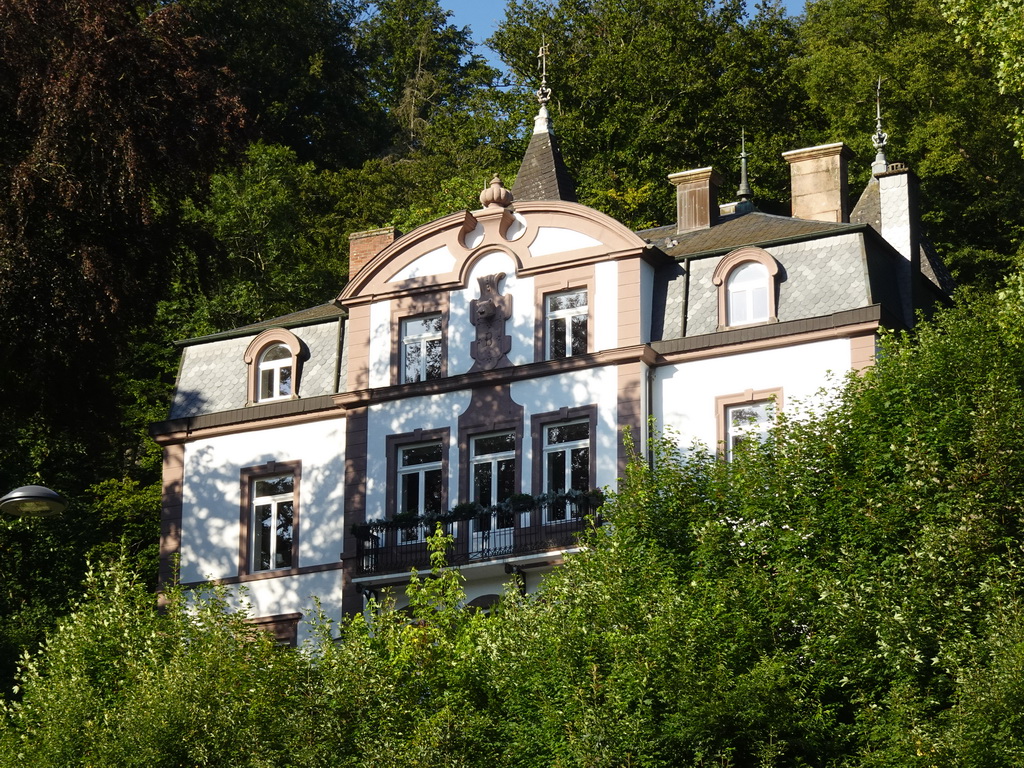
712,247,779,330
239,460,301,575
545,289,588,359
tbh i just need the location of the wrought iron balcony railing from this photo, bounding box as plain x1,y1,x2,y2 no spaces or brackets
353,491,603,576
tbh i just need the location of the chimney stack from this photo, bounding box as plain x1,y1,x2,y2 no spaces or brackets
348,226,398,280
782,143,853,223
668,167,723,234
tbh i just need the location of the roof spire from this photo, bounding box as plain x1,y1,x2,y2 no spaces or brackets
872,77,889,175
512,38,577,203
738,128,753,201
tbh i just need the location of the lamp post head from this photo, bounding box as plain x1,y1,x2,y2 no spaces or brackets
0,485,68,517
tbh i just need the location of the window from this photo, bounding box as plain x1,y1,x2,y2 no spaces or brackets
385,428,450,543
248,612,303,647
712,247,780,330
716,389,782,461
726,262,769,325
471,432,517,506
397,442,444,543
401,314,443,383
543,421,590,522
244,328,303,406
239,460,301,576
724,401,773,460
258,344,293,401
546,289,588,359
470,432,516,557
544,421,590,494
251,474,295,571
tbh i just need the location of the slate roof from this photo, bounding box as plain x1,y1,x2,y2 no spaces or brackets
511,127,577,203
176,302,345,347
638,211,861,258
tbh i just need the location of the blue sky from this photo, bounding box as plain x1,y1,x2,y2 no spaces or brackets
440,0,807,69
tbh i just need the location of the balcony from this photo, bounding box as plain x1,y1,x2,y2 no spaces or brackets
353,490,603,576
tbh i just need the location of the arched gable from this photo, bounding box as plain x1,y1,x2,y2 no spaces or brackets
338,200,650,304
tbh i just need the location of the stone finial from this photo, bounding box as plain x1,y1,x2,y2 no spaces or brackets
479,174,514,209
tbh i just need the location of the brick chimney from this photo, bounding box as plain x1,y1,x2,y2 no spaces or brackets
668,167,723,233
348,226,398,280
782,143,853,223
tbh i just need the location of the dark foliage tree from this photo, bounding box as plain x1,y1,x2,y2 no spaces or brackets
179,0,384,169
0,0,242,693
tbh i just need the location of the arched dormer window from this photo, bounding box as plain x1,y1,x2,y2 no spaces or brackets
712,247,780,330
244,329,304,406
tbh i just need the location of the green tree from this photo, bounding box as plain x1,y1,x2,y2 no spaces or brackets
165,142,352,336
941,0,1024,156
180,0,384,168
358,0,503,153
795,0,1024,288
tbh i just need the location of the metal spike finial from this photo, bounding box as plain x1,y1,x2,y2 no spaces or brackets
872,77,889,174
737,128,753,201
536,37,551,107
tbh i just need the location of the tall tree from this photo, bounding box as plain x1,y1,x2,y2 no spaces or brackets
795,0,1024,288
0,0,243,435
358,0,502,153
941,0,1024,155
179,0,383,168
0,0,243,693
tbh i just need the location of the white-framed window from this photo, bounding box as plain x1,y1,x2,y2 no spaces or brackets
724,400,773,461
251,474,295,571
471,432,517,506
545,289,588,359
544,421,590,494
401,314,443,383
397,442,444,543
726,262,769,326
257,343,293,401
543,420,590,522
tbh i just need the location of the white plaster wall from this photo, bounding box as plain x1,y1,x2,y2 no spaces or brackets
529,226,602,257
364,390,473,521
594,260,618,351
511,366,620,492
654,338,852,451
179,418,346,584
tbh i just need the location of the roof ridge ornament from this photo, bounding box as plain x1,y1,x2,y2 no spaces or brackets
738,128,753,201
480,174,514,209
536,37,551,107
532,37,553,134
872,76,889,175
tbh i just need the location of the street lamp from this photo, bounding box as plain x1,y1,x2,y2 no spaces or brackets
0,485,68,517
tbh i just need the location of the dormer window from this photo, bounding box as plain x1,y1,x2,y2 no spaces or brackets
244,328,304,406
258,344,293,401
726,262,769,325
712,247,780,330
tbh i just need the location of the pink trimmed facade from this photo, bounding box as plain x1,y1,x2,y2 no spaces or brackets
152,143,950,644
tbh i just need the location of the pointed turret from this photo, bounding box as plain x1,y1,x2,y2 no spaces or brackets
511,41,578,203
